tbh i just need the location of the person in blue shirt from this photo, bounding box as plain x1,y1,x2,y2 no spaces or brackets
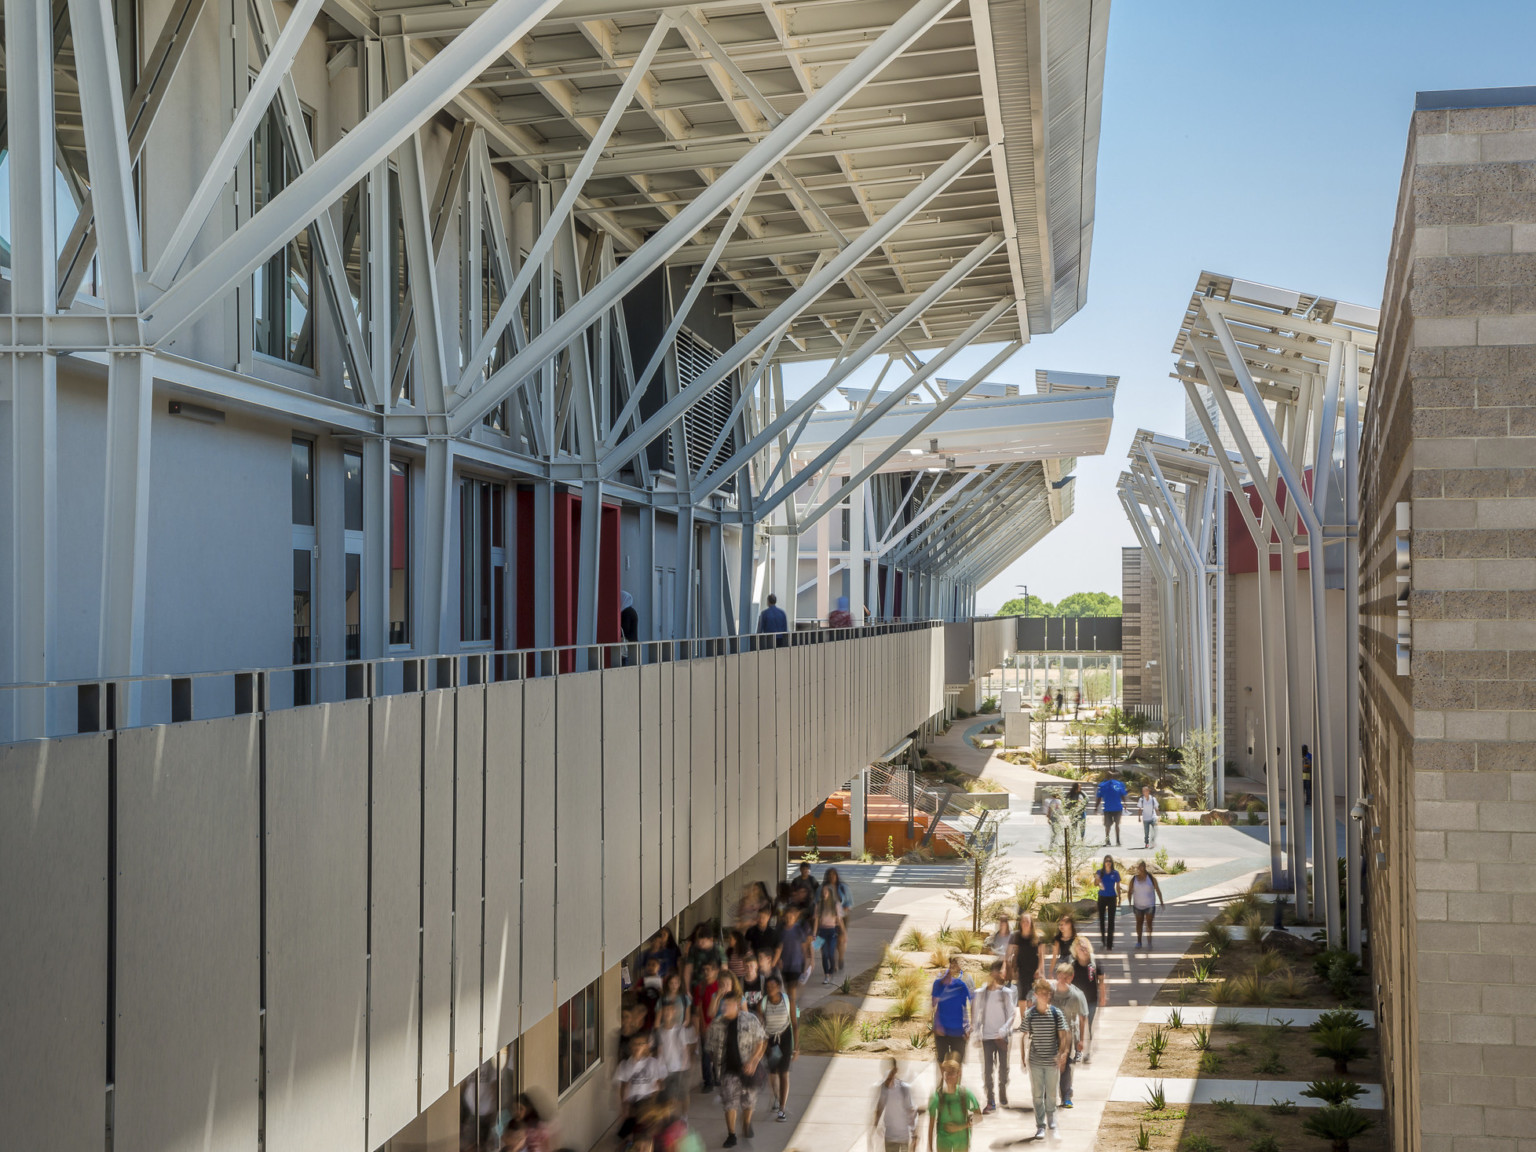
756,593,788,648
1094,769,1128,848
1093,855,1122,951
930,956,974,1067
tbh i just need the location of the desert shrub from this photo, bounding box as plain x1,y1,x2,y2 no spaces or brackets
893,967,925,996
1302,1079,1367,1106
1239,904,1271,941
1311,1009,1367,1034
1199,922,1232,957
1272,967,1306,999
802,1010,856,1053
1313,1025,1368,1074
1160,795,1186,812
898,926,931,952
1199,1051,1223,1074
1301,1104,1375,1152
928,945,954,970
888,987,925,1021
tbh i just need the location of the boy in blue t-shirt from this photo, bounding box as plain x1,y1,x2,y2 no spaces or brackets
1095,771,1128,847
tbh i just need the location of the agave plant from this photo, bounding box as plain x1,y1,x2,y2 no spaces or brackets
1142,1026,1170,1069
1145,1080,1167,1112
1167,1008,1184,1030
1192,959,1214,985
1135,1122,1152,1151
1313,1025,1368,1074
1191,1023,1212,1051
908,1029,930,1049
1301,1103,1375,1152
1302,1078,1368,1106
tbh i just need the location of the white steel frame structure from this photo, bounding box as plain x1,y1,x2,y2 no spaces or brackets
1169,272,1376,948
1118,431,1224,806
2,0,1109,738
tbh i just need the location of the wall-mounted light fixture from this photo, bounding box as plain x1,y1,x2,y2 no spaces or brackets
168,399,225,425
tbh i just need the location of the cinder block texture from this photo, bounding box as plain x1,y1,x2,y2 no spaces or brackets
1361,102,1536,1152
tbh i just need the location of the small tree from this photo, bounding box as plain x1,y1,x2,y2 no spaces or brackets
1042,791,1092,906
1067,719,1095,773
1177,725,1221,809
949,810,1009,932
1126,711,1148,750
1032,713,1049,762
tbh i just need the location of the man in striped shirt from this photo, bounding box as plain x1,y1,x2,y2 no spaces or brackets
1022,979,1070,1138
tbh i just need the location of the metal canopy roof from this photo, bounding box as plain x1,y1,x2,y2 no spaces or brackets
362,0,1109,358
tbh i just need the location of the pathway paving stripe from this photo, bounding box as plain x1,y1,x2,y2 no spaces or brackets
1109,1076,1384,1109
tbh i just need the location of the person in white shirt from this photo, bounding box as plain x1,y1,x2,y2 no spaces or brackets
1050,962,1090,1109
653,1001,698,1108
975,960,1019,1113
1138,786,1161,848
872,1057,919,1152
613,1034,668,1136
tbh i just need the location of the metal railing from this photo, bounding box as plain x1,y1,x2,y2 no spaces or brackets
0,618,942,743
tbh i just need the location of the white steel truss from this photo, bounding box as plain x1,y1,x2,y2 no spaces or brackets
2,0,1109,743
1168,271,1376,949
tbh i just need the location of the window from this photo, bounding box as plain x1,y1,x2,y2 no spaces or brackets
292,439,316,704
390,461,412,647
253,108,316,367
343,451,364,661
557,980,600,1095
459,1043,518,1151
459,479,505,644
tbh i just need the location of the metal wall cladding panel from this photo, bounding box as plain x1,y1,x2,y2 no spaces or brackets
638,663,663,930
670,662,692,913
556,672,603,997
454,686,486,1073
116,719,261,1152
369,694,423,1140
655,664,677,926
602,666,642,962
521,678,557,1030
483,680,523,1054
738,653,760,858
688,658,718,896
0,735,109,1152
264,702,369,1152
775,649,791,833
722,656,740,873
421,691,455,1098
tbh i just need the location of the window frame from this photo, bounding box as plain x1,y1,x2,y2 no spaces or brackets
556,978,601,1097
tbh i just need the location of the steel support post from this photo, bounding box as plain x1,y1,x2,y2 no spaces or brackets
97,353,154,723
363,438,391,658
847,445,865,622
7,0,58,739
815,513,831,621
575,481,603,659
674,506,696,643
421,441,456,656
532,482,555,648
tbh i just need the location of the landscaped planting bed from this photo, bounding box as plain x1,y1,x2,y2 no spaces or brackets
1099,1099,1386,1152
1120,1018,1379,1083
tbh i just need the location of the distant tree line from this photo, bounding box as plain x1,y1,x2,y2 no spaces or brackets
994,591,1121,618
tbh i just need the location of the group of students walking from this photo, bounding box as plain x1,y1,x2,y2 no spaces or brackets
909,908,1108,1144
619,864,854,1145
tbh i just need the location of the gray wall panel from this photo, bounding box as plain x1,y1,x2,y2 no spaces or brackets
638,664,663,931
369,694,423,1141
722,656,739,873
556,673,603,994
776,649,791,825
454,686,486,1073
601,666,642,962
264,701,369,1152
421,691,455,1098
671,663,692,913
483,680,523,1054
0,735,109,1152
739,654,759,858
657,664,677,926
116,719,260,1152
689,658,717,890
521,677,557,1029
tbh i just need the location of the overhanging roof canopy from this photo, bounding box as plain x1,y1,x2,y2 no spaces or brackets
363,0,1109,358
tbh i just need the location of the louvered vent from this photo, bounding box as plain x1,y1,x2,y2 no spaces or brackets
668,329,737,490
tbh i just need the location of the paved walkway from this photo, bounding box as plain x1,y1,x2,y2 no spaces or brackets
671,729,1275,1151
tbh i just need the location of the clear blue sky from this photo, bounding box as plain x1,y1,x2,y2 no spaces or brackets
788,0,1536,610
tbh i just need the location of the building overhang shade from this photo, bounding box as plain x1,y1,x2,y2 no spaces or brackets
789,387,1114,475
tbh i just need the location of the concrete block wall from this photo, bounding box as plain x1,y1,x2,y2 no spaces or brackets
1361,95,1536,1152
